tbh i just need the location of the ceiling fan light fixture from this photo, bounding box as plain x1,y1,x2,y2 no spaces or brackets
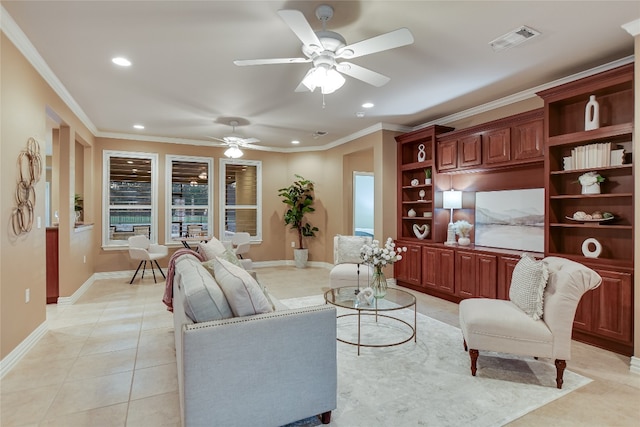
302,64,346,94
224,144,244,158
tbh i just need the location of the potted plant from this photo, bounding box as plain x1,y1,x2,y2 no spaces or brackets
277,175,319,268
424,168,432,185
454,220,473,246
578,171,604,194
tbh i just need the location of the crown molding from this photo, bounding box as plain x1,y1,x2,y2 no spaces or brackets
1,5,98,135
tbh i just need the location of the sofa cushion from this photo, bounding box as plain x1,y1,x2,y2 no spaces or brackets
335,235,369,264
176,256,233,322
198,237,227,261
211,257,273,317
509,254,549,320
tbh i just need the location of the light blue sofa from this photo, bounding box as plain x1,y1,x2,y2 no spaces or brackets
172,254,337,427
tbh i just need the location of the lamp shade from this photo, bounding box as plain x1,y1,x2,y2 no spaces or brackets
443,190,462,209
302,64,345,94
224,144,243,158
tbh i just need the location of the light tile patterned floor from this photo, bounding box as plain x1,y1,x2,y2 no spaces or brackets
1,266,639,426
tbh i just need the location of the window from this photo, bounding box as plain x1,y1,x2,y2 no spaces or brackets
103,151,157,247
166,155,213,243
219,159,261,241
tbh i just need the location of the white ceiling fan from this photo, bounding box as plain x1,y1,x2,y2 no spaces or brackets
233,4,414,94
208,120,260,158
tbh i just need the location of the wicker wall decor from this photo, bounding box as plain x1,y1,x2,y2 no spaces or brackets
11,137,42,235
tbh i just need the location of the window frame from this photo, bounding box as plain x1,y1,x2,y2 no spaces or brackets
218,158,262,242
165,155,214,245
102,150,158,248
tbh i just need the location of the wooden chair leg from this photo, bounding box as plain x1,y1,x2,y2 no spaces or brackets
320,411,332,424
555,359,566,389
469,349,479,376
463,338,468,351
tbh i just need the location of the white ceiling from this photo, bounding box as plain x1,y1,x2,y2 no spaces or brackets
2,1,638,152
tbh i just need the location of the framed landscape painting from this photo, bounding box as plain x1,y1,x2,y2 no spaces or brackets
475,188,544,252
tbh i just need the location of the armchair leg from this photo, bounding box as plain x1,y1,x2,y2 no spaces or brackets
149,260,158,283
320,411,332,424
555,359,566,389
154,260,166,279
463,338,468,351
141,261,147,280
130,261,144,284
469,349,479,376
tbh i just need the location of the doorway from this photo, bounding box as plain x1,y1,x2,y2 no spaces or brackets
353,172,374,237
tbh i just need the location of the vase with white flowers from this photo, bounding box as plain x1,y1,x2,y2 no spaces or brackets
360,237,407,298
578,171,604,194
454,220,473,246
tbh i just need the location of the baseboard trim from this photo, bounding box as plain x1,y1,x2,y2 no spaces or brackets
630,356,640,374
0,320,48,379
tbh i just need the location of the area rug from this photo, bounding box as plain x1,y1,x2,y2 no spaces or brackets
281,295,591,427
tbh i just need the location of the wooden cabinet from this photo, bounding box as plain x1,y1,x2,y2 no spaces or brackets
497,255,520,300
396,125,453,242
538,63,634,266
573,267,633,355
436,109,544,173
483,128,511,165
395,242,422,287
46,227,59,304
458,134,482,168
422,246,455,294
455,250,497,299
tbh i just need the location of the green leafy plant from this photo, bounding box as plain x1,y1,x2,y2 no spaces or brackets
424,168,432,179
74,194,83,212
277,175,319,249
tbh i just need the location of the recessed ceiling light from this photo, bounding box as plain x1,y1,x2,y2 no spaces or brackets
355,112,365,118
291,140,300,144
133,124,145,129
112,57,132,67
362,102,374,108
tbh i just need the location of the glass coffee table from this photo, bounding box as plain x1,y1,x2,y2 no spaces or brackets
324,286,417,355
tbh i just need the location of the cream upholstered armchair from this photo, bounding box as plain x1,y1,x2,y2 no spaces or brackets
128,235,169,284
459,256,601,389
329,235,374,289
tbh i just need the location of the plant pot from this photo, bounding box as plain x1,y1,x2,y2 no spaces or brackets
425,178,432,185
581,183,600,195
293,248,308,268
458,237,471,246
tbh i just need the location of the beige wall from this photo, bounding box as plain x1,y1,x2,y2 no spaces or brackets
1,34,95,359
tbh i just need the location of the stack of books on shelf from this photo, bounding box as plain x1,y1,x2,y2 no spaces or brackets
562,142,625,171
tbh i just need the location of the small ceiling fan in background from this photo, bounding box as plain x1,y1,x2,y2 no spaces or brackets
208,120,260,158
234,4,414,94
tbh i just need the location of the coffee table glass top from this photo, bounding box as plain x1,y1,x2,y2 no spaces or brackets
324,286,416,311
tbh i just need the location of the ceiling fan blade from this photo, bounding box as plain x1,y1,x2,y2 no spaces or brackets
234,58,310,66
337,62,390,87
337,28,414,59
205,136,227,143
240,138,260,144
277,9,323,52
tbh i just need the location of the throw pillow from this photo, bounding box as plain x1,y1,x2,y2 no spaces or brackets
335,235,370,264
211,257,273,317
198,237,227,261
509,254,549,320
177,257,233,323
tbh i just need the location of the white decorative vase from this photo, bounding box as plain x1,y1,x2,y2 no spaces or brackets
581,183,600,195
293,248,308,268
458,236,471,246
408,208,416,217
585,95,600,131
425,178,432,185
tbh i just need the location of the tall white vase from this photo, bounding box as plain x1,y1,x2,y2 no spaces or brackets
584,95,600,131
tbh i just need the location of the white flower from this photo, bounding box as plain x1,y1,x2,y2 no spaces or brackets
360,237,407,268
578,171,604,186
453,220,473,238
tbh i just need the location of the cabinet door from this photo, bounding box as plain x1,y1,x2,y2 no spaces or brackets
438,249,456,293
591,269,633,344
455,251,476,298
476,254,497,298
396,244,422,286
458,134,482,168
483,128,511,165
437,139,457,170
573,291,593,332
497,255,520,300
422,246,438,290
512,119,544,161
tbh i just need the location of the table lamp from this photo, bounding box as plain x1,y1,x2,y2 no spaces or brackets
443,189,462,245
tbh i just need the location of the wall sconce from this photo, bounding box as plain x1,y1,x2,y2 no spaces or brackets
443,189,462,245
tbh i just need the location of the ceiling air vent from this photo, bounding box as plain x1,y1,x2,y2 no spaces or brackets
489,26,540,52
